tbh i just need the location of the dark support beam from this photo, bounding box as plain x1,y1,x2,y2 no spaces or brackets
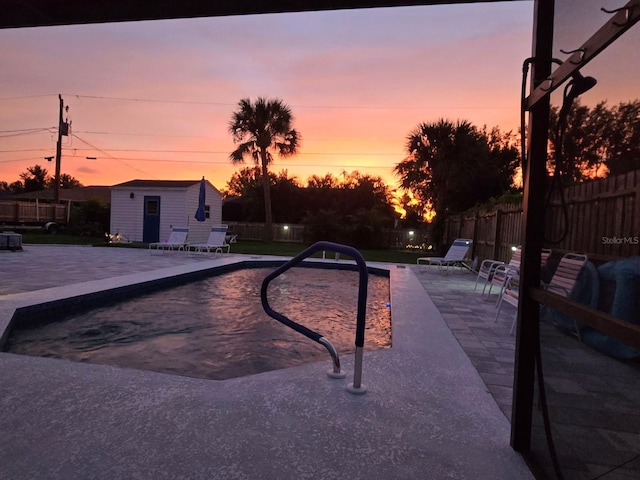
526,0,640,108
530,288,640,350
510,0,554,452
0,0,521,29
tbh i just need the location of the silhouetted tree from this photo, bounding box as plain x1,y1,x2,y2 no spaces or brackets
222,167,303,222
3,165,82,194
302,171,396,248
228,97,300,241
52,173,83,189
223,166,264,198
7,181,24,193
394,120,518,231
548,99,640,181
20,164,49,192
602,100,640,176
307,173,340,189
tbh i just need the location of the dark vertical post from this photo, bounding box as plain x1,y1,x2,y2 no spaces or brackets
54,94,63,204
511,0,555,451
493,208,502,260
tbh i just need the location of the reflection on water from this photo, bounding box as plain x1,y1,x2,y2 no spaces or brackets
6,267,391,380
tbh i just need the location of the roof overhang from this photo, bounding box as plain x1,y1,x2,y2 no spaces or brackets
0,0,523,29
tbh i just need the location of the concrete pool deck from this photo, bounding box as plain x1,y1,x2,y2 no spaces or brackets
0,245,533,479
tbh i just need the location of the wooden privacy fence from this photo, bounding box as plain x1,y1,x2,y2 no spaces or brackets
226,221,430,248
0,200,68,226
443,169,640,264
443,203,522,265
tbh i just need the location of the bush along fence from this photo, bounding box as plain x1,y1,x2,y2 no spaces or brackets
442,169,640,265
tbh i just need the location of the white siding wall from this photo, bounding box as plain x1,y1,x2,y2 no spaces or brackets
110,182,223,243
110,189,143,242
158,189,189,242
111,187,187,242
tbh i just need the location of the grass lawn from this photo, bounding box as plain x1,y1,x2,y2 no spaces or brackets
20,233,431,264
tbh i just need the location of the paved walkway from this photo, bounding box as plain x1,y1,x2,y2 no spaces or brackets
0,244,212,295
411,265,516,419
0,244,533,480
3,245,637,479
412,264,640,480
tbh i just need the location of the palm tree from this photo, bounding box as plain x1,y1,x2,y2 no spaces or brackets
228,97,300,241
395,119,496,217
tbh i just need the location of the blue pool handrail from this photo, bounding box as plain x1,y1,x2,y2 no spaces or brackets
260,241,369,394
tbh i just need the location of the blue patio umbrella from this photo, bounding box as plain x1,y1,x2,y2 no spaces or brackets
194,177,206,222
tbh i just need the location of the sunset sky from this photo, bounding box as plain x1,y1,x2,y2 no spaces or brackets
1,1,535,193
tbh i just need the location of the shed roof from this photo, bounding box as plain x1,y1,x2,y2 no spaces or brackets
113,180,202,189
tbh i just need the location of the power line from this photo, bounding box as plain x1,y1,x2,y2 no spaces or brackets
0,94,57,101
68,94,231,106
71,133,158,179
0,148,52,153
62,147,402,157
67,155,395,170
0,128,56,138
0,157,45,164
0,127,55,133
66,93,513,111
74,129,214,139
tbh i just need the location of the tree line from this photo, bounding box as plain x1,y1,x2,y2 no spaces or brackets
548,99,640,182
0,165,82,193
3,96,636,245
222,167,397,248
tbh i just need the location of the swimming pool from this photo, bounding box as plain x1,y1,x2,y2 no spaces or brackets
5,265,391,380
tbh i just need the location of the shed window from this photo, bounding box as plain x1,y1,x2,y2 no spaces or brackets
146,199,159,215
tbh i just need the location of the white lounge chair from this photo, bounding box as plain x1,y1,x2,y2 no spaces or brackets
186,224,231,255
474,246,521,294
149,226,189,254
495,252,588,336
417,238,473,272
486,248,551,302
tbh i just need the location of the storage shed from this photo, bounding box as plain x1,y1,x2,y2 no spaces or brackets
110,179,222,244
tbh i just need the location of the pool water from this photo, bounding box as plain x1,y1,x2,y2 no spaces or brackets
6,266,391,380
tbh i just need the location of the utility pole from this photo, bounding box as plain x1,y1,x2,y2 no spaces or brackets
54,94,63,204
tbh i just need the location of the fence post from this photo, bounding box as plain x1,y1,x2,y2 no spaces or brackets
472,212,479,260
493,208,502,261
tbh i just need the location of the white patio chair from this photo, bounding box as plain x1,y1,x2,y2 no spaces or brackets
149,227,189,254
487,248,551,303
495,252,588,336
417,239,473,273
185,224,231,255
474,246,521,294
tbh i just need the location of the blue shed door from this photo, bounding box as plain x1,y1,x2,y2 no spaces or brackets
143,196,161,243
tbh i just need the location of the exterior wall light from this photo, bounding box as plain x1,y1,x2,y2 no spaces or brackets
283,225,289,230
